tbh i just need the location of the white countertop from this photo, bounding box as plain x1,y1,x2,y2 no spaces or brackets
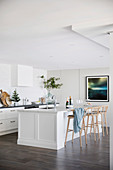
17,107,71,113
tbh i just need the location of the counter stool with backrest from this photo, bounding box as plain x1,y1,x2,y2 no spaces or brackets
85,106,100,144
98,105,108,136
65,109,87,147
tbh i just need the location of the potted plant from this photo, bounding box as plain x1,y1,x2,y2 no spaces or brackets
40,75,63,103
11,89,20,106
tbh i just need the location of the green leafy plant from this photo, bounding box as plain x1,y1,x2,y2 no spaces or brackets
40,75,63,90
11,89,20,102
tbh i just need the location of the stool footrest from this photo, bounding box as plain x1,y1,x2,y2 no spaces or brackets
68,129,73,132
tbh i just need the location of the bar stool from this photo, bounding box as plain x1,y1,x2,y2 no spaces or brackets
64,114,74,146
64,110,86,147
98,105,108,136
85,107,100,143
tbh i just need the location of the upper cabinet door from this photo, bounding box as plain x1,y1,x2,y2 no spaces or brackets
11,65,33,87
18,65,33,86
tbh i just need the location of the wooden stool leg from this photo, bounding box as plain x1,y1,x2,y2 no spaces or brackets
83,118,86,134
79,117,85,147
65,117,70,146
81,119,84,134
72,130,74,143
79,131,82,147
82,117,87,145
90,116,93,136
92,115,96,141
101,113,104,136
83,118,87,145
85,115,89,145
84,124,87,146
96,114,100,140
104,112,108,135
79,119,83,147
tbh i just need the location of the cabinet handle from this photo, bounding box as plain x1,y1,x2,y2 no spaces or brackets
10,110,15,112
10,121,16,123
0,122,3,125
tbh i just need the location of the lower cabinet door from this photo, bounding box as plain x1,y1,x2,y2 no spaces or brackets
0,118,18,133
19,112,35,140
0,119,7,132
7,118,18,130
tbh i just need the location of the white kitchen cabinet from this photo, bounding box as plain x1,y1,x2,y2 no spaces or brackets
6,118,18,131
18,112,35,140
0,108,23,136
11,65,33,87
0,119,7,132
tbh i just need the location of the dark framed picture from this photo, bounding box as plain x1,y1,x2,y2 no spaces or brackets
86,75,109,102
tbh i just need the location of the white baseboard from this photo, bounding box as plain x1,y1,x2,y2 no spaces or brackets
17,138,58,150
0,129,18,136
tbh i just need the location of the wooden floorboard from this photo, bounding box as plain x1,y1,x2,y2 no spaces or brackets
0,131,109,170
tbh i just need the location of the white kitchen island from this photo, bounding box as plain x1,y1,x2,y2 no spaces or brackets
17,107,102,150
17,107,73,150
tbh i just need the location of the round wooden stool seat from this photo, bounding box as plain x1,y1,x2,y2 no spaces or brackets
68,115,74,118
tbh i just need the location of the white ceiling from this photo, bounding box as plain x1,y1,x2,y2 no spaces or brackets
72,23,113,48
0,0,113,70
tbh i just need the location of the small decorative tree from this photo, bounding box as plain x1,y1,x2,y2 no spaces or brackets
11,89,20,105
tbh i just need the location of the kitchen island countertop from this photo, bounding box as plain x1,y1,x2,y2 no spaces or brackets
18,106,68,113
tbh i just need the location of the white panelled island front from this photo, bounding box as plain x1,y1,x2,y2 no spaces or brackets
17,107,102,150
17,107,72,150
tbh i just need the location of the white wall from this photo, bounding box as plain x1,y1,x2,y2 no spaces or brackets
48,67,110,125
0,64,11,87
110,33,113,170
0,64,47,105
47,69,80,106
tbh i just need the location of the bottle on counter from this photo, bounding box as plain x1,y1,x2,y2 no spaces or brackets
71,97,73,105
66,97,69,108
23,98,29,105
69,96,71,105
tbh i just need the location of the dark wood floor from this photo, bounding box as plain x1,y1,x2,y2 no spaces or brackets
0,131,109,170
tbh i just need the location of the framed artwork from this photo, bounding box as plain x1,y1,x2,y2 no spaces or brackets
86,75,109,102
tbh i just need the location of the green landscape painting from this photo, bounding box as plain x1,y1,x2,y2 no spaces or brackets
86,76,109,101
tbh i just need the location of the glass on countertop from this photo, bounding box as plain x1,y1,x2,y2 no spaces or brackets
76,99,84,104
75,99,84,108
66,99,98,111
73,100,94,109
